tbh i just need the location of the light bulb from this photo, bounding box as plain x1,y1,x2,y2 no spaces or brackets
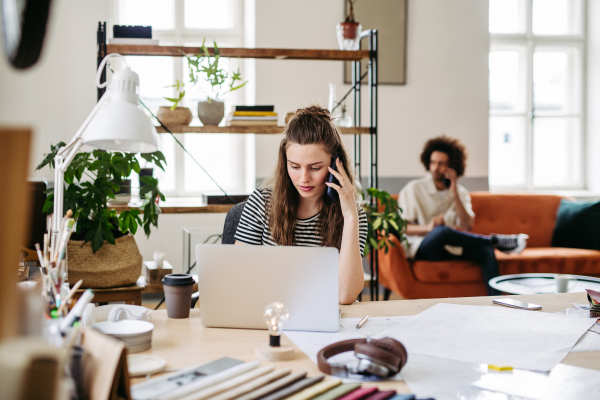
263,302,289,347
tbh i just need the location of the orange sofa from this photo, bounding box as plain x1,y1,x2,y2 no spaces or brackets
379,192,600,299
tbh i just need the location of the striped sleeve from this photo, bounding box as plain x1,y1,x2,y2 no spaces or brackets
234,189,268,245
357,205,368,257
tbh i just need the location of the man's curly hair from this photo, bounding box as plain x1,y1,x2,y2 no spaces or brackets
420,135,467,177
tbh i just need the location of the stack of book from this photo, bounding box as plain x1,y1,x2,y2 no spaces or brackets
226,106,278,126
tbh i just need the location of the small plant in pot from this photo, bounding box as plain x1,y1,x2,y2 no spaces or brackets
167,39,247,126
37,143,167,288
158,80,193,127
337,0,362,50
361,188,407,256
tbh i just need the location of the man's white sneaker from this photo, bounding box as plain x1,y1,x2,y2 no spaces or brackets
492,233,529,254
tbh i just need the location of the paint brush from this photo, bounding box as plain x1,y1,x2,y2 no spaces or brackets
34,243,48,275
57,279,83,315
55,210,73,261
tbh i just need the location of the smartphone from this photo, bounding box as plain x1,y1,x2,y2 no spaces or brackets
327,152,341,203
444,178,451,188
492,298,542,311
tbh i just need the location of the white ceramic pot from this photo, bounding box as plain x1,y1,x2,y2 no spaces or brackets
197,101,225,126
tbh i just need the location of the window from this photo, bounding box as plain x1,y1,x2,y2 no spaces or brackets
110,0,251,197
488,0,585,189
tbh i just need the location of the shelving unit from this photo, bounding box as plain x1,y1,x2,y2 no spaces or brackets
97,22,381,300
154,125,370,135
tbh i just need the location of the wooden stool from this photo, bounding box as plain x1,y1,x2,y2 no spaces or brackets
72,280,145,306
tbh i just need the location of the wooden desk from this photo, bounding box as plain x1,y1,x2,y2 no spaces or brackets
73,281,144,306
133,292,600,392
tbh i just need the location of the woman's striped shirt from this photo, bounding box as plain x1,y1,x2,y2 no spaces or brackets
234,188,368,256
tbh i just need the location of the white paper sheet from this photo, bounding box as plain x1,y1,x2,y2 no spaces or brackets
339,316,412,338
400,354,493,400
571,330,600,352
555,308,600,335
572,302,590,310
472,364,600,400
284,328,359,365
546,364,600,399
374,303,595,371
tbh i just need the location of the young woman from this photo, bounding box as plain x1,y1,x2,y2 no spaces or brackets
234,106,368,304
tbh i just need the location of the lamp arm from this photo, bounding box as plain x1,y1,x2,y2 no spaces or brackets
57,92,110,157
52,139,84,235
52,91,110,234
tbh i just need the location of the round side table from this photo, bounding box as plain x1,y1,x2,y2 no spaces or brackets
489,273,600,295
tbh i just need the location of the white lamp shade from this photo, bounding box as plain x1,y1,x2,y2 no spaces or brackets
83,101,158,153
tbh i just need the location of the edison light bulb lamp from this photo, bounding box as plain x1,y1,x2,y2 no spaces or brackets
256,302,295,361
263,302,289,347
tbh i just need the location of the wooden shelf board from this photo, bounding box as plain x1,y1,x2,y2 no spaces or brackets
109,203,233,214
106,45,370,61
155,125,370,135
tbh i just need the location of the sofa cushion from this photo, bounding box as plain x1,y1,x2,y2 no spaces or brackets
470,193,565,248
411,248,600,283
551,199,600,250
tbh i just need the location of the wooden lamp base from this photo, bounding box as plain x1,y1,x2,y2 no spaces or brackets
255,343,295,361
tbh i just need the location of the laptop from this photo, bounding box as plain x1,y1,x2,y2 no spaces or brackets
196,244,339,332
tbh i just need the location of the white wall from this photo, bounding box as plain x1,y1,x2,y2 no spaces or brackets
254,0,490,180
0,0,490,180
0,0,109,179
0,0,491,269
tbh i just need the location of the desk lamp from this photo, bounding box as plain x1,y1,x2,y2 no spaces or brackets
256,302,295,361
51,54,158,246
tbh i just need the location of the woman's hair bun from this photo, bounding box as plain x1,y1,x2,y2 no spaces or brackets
295,105,332,121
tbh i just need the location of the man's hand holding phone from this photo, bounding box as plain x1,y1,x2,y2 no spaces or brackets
444,168,458,191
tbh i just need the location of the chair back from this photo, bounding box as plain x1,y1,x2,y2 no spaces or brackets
222,201,246,244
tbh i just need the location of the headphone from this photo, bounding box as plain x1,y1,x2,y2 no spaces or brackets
316,338,408,379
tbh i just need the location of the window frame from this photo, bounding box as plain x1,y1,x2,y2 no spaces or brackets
110,0,248,198
489,0,587,191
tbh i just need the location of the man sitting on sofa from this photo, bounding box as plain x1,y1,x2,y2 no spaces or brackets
399,135,527,295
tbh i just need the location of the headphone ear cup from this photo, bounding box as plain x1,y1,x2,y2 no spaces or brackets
354,338,408,376
370,338,408,370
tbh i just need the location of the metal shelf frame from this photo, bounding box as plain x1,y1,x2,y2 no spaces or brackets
96,22,382,300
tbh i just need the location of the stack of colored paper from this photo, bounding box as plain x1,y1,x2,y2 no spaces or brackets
587,289,600,317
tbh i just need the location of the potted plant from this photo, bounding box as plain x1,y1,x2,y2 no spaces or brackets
157,79,193,127
167,39,247,126
37,143,167,288
337,0,362,50
362,188,407,256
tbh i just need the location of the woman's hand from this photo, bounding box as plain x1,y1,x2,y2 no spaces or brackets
326,158,358,221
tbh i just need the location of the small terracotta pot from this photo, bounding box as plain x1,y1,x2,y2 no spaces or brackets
157,106,193,126
341,22,360,40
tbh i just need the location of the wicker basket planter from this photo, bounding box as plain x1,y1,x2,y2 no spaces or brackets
67,234,143,288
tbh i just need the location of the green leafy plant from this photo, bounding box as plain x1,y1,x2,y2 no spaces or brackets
37,143,167,253
164,79,186,111
362,188,407,256
165,39,247,108
345,0,358,23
